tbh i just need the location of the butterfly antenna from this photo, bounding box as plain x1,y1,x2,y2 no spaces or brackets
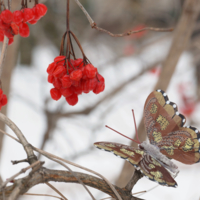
132,109,141,144
105,125,141,144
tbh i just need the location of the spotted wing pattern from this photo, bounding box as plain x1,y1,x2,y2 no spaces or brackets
139,154,177,187
94,142,144,168
143,89,200,164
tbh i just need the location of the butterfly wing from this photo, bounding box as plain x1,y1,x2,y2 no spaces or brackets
94,142,144,168
143,89,200,164
139,154,177,187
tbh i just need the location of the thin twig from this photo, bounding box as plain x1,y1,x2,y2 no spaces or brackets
92,26,173,37
0,113,37,164
46,183,68,200
0,37,9,80
73,0,173,37
11,159,29,165
1,160,42,190
23,192,64,200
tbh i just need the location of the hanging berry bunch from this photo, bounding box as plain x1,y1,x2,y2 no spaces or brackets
0,0,47,45
47,0,105,106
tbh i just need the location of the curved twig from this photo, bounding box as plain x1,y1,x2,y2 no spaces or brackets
73,0,173,37
0,113,37,164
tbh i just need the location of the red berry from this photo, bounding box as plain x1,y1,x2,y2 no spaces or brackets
71,84,82,95
22,8,34,22
54,55,66,62
82,80,90,93
48,74,54,83
1,94,7,106
74,58,84,68
0,31,4,42
50,88,61,101
19,22,30,37
13,10,23,24
0,89,3,100
28,19,37,25
47,62,57,74
71,80,79,87
85,64,97,79
93,74,105,94
37,4,48,16
32,5,43,21
8,37,14,45
53,78,62,89
93,83,105,94
62,75,72,88
60,87,73,98
66,93,78,106
81,67,87,79
0,18,10,30
53,65,66,78
4,28,14,38
1,9,13,24
70,69,82,81
10,23,19,35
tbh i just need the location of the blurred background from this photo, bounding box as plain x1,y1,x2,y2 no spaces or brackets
0,0,200,199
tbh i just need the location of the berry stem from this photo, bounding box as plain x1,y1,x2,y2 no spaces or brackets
70,31,86,58
66,0,70,31
7,0,10,10
69,33,76,60
59,32,67,55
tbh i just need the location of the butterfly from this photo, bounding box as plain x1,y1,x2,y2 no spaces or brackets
94,89,200,187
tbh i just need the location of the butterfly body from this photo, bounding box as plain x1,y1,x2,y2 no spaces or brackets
140,141,178,174
94,89,200,187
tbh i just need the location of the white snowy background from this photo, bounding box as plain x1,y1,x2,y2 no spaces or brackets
1,35,200,200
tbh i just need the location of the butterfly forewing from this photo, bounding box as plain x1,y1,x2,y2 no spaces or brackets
139,154,177,187
144,89,200,164
94,142,144,167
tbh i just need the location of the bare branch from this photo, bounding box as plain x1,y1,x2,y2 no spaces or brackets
125,170,143,192
1,161,42,190
0,113,37,164
42,152,96,200
73,0,173,37
1,169,142,200
32,146,122,200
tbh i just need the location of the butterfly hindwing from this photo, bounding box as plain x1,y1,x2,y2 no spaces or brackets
143,89,200,164
94,142,144,167
139,154,177,187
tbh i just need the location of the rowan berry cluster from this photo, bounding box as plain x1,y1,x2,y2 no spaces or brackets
0,89,7,110
47,56,105,106
0,3,47,45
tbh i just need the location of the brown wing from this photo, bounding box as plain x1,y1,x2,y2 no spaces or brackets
139,154,177,187
143,89,200,164
94,142,144,167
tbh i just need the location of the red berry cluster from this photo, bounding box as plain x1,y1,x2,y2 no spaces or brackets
0,89,7,110
47,56,105,106
0,4,47,44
